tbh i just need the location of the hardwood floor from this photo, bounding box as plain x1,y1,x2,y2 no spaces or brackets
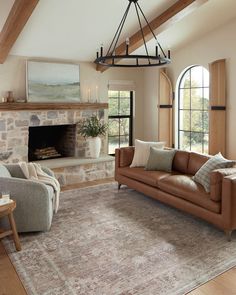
0,242,27,295
0,178,236,295
61,177,115,191
188,267,236,295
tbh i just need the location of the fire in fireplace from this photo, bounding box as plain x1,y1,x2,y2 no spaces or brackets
28,124,76,161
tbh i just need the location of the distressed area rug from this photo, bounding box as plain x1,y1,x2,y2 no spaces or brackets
4,183,236,295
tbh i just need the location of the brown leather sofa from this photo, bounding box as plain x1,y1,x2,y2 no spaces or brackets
115,147,236,240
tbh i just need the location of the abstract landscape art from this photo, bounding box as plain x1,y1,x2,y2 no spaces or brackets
27,61,80,102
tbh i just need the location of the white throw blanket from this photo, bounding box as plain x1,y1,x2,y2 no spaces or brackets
18,162,60,213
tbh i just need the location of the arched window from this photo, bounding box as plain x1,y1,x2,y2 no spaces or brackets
178,65,209,153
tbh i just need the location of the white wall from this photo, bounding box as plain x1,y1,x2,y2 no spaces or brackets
0,56,145,141
142,67,160,141
168,17,236,159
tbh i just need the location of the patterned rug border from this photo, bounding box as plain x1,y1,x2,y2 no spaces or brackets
4,183,236,295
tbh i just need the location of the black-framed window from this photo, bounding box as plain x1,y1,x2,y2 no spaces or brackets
108,90,133,155
178,65,209,153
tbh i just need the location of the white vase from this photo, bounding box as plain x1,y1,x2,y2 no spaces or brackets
87,137,101,158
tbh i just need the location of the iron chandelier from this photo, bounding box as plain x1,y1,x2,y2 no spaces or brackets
94,0,171,68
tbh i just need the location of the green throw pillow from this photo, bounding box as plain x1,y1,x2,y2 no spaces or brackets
0,165,11,178
145,148,176,172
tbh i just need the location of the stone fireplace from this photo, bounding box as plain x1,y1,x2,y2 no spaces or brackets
0,106,106,163
0,103,114,187
28,124,76,161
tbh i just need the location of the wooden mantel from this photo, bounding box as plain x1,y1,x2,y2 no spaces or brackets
0,102,108,111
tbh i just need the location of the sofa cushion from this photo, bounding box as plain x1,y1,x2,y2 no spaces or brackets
0,165,12,178
145,148,176,172
158,174,220,213
172,150,190,174
193,153,235,193
118,167,170,187
187,152,210,175
130,139,165,167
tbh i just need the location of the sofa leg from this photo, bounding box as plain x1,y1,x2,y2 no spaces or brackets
225,230,232,242
118,183,122,190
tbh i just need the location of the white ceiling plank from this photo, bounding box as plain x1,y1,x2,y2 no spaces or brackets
4,0,236,63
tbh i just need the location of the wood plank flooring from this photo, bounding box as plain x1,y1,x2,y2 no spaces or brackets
188,267,236,295
0,242,27,295
61,177,115,191
0,178,236,295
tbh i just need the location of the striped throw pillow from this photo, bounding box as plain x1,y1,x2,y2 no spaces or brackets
193,153,235,192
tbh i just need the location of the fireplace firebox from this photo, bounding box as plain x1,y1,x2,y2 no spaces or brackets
28,124,76,161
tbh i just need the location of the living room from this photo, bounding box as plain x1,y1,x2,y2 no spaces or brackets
1,0,236,294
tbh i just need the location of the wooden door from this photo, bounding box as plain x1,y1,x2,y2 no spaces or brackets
209,59,226,156
158,69,173,147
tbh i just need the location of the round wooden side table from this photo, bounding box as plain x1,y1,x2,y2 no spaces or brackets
0,200,21,251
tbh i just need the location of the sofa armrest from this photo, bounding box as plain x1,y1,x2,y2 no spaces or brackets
221,174,236,230
115,147,134,169
0,177,52,232
115,147,134,182
210,168,236,201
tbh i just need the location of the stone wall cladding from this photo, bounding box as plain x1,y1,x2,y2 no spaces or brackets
0,109,106,163
53,160,114,187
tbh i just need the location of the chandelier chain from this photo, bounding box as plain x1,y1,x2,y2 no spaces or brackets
134,2,150,64
107,2,132,57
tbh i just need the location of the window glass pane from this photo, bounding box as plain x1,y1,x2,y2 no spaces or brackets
203,89,209,110
108,136,119,154
178,66,209,153
119,118,129,136
203,134,209,154
120,135,129,148
179,110,190,131
108,99,119,116
179,131,190,150
108,90,133,154
191,132,203,153
108,90,119,98
191,66,203,87
180,70,190,88
191,88,203,110
203,111,209,132
108,119,119,136
179,89,190,109
191,111,203,132
120,98,130,115
120,91,130,98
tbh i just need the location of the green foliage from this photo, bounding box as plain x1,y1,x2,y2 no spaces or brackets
179,69,209,153
78,115,107,138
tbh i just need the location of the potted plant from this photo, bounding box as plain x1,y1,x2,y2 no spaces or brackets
78,115,107,158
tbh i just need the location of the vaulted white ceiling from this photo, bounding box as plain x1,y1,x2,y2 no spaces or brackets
1,0,236,62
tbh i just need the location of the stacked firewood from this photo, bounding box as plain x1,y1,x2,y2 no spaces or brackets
34,147,61,160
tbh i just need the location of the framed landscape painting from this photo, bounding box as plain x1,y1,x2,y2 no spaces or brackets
27,61,80,102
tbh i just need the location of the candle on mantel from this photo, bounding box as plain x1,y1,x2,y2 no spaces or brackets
95,85,99,102
87,88,91,102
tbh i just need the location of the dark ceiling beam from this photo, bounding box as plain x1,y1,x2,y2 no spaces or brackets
0,0,39,64
96,0,208,72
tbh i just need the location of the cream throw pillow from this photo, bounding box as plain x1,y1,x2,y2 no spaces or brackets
130,139,165,167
